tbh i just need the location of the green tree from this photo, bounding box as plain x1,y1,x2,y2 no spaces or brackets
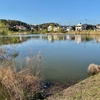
0,20,9,35
50,23,54,28
58,28,64,33
43,29,48,33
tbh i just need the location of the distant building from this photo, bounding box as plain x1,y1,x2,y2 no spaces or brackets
16,25,25,30
66,26,73,31
75,23,96,31
48,25,53,31
84,24,96,30
75,23,86,31
63,26,72,31
53,26,59,32
96,24,100,30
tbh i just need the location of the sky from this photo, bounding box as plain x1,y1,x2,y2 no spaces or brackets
0,0,100,25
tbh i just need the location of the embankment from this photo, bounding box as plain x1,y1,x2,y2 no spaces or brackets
48,73,100,100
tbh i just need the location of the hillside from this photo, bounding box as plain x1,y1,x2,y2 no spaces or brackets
0,19,31,35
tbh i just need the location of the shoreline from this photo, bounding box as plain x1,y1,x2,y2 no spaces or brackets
48,73,100,100
14,30,100,35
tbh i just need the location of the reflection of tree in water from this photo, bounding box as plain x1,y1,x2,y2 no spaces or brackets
85,35,100,43
0,46,19,67
0,36,28,45
1,35,100,45
85,35,92,41
0,36,29,65
57,35,63,40
0,37,19,45
0,37,22,66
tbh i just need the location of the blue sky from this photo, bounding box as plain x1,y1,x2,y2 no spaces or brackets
0,0,100,25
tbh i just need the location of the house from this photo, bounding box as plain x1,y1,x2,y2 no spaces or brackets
84,24,96,30
75,23,86,31
16,25,26,30
63,26,67,31
38,26,43,31
96,24,100,30
76,23,96,31
66,26,73,31
53,26,59,32
48,25,53,31
63,25,75,31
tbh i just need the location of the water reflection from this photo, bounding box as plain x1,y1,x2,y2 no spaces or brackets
0,36,27,45
0,34,100,82
0,34,100,45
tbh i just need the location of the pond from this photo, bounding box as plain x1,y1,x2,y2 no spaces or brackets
0,34,100,82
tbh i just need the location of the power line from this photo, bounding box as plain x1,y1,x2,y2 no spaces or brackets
59,19,99,25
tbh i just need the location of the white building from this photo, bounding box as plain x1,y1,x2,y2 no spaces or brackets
67,26,73,31
96,24,100,30
75,23,86,31
53,26,59,32
48,25,53,31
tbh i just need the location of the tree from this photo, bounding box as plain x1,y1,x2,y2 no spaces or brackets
43,29,48,33
50,23,54,28
58,28,64,33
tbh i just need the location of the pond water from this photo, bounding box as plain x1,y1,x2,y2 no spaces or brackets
0,34,100,82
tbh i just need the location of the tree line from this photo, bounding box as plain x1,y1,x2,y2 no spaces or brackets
0,19,66,35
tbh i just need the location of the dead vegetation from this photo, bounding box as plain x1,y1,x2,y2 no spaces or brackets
0,48,43,100
88,63,100,75
0,48,80,100
1,47,100,100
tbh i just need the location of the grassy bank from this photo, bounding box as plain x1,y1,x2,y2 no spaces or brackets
48,73,100,100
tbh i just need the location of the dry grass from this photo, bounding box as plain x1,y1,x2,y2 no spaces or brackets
0,66,24,100
48,73,100,100
0,65,42,100
88,63,100,75
68,30,100,35
0,48,43,100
